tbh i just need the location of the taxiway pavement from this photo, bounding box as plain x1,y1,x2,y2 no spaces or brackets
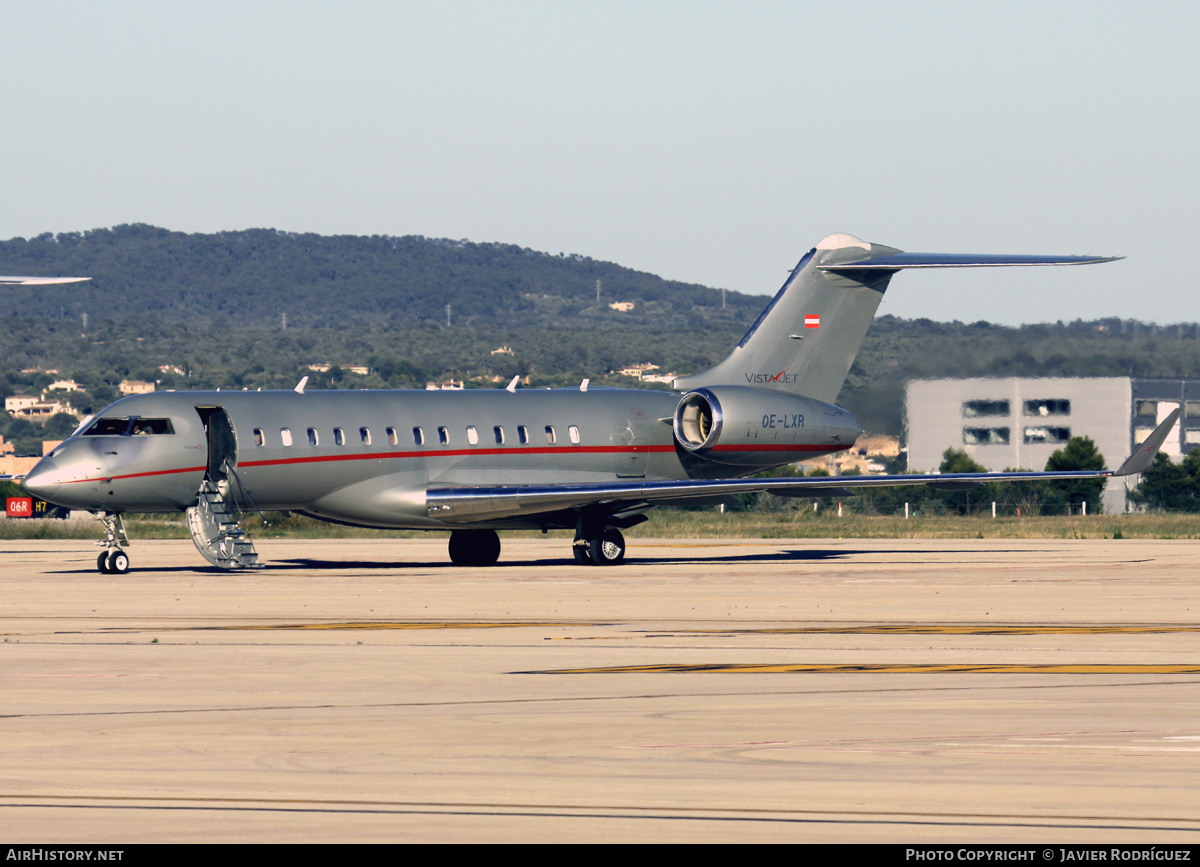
2,536,1199,843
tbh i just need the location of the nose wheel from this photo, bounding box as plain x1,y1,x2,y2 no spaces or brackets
97,549,130,574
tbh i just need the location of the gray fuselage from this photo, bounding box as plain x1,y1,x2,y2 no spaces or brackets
24,387,858,529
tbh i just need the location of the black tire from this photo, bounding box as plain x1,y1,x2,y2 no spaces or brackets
588,529,625,566
573,544,590,565
109,550,130,574
97,552,112,574
448,529,501,567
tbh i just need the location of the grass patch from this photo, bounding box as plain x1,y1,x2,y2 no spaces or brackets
2,509,1199,541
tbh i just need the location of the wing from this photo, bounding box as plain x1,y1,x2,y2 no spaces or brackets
427,409,1178,523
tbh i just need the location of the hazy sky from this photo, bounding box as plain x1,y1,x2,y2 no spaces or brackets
3,1,1196,324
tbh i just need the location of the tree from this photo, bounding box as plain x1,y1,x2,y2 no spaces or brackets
1040,436,1107,514
1129,451,1200,512
937,448,986,514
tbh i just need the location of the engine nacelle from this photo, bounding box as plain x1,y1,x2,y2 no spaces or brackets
673,386,861,467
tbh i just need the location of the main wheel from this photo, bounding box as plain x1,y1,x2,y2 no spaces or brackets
108,550,130,574
588,529,626,566
97,552,112,574
573,544,590,564
447,529,501,567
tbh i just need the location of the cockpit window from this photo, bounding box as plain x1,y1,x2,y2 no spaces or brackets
83,418,130,436
82,417,175,436
132,418,175,435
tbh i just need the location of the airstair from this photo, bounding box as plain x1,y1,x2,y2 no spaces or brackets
185,478,262,569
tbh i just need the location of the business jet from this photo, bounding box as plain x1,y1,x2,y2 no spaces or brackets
0,276,90,285
17,233,1167,574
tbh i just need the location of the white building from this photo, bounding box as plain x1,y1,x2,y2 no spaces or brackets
906,377,1197,514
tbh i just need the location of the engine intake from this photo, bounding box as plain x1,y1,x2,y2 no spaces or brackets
673,386,861,467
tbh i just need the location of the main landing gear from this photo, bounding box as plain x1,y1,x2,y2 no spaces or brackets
573,528,626,566
445,526,628,567
448,529,502,567
95,513,131,574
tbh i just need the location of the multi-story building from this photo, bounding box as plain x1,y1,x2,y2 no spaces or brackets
906,377,1199,513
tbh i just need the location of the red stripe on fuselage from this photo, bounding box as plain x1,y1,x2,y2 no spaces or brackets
62,464,208,484
59,441,849,486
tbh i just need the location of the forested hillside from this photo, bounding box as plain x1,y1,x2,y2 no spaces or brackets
0,225,760,330
3,226,1199,455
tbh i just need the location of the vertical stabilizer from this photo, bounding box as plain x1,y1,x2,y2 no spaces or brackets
674,233,899,404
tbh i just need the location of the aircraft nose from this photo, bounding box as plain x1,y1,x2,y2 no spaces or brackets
22,449,103,508
22,456,66,502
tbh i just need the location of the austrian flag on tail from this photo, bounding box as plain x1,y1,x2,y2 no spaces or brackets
804,314,820,329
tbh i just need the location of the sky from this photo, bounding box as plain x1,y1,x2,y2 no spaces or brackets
2,0,1197,325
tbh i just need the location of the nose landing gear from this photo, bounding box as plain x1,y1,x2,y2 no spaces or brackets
95,513,131,574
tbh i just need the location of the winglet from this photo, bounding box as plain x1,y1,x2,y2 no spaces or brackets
1115,408,1181,476
294,376,308,394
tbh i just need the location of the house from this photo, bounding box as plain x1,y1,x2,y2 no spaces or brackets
119,381,155,395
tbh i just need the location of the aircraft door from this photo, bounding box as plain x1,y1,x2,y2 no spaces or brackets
195,406,237,483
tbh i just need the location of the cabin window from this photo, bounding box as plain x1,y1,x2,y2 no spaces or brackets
280,428,293,447
253,429,265,447
466,425,479,445
517,425,529,444
493,425,505,444
360,427,371,446
413,427,425,445
308,428,319,446
568,425,581,444
387,427,398,446
438,426,449,445
334,427,346,446
544,425,556,444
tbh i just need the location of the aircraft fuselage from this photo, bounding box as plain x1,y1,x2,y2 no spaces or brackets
25,387,860,529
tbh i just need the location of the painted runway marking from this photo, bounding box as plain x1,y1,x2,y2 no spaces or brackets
529,663,1200,675
118,620,597,632
94,621,1200,635
675,624,1200,635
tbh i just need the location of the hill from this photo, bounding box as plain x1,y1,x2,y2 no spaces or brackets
0,225,761,330
4,226,1200,452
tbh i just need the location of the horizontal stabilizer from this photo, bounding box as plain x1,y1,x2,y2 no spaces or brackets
0,276,91,285
819,253,1121,272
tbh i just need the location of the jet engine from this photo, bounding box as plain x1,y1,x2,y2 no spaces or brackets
673,386,861,468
